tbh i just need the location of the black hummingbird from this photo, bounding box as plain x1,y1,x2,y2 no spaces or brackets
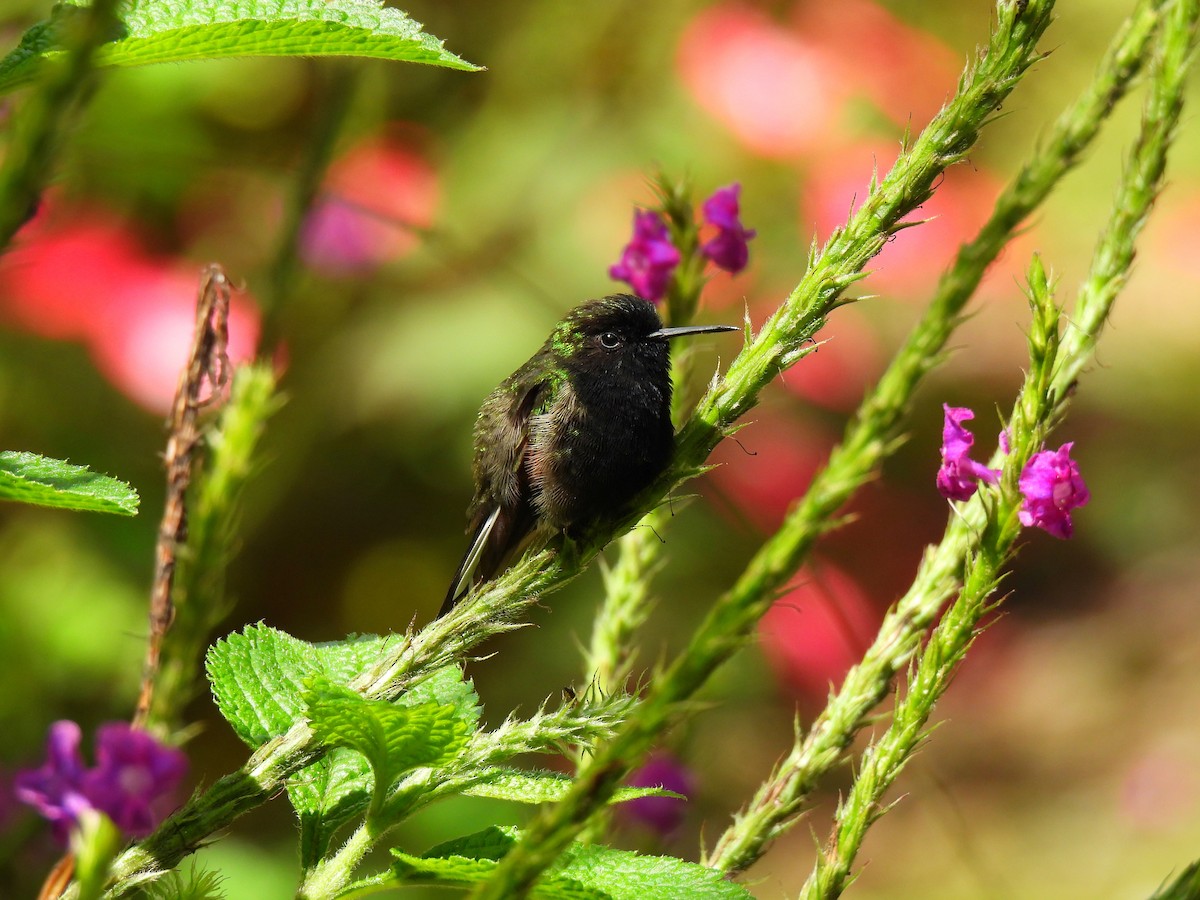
440,293,738,616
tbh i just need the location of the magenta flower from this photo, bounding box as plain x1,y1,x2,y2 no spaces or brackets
14,721,187,843
1018,442,1090,539
81,724,189,838
608,209,682,303
936,405,1001,501
699,183,756,273
618,752,693,836
13,721,91,843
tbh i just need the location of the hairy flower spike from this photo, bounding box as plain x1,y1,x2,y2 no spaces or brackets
1018,442,1090,539
935,405,1000,501
700,183,756,273
14,721,188,842
608,210,682,303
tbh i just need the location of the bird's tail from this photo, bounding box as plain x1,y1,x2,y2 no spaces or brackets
438,504,534,618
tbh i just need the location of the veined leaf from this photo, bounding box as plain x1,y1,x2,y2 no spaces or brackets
205,624,478,862
305,678,470,797
464,768,683,807
0,0,479,95
0,451,138,515
390,827,753,900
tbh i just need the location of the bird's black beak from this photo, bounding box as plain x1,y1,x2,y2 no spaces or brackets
647,324,739,340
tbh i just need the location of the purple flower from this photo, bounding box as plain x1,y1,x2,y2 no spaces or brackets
299,198,380,274
13,721,91,843
618,752,693,836
936,405,1001,501
608,210,682,303
82,724,188,838
14,721,188,843
699,183,756,273
1018,442,1090,539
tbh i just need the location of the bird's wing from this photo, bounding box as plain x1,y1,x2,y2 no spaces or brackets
440,380,546,617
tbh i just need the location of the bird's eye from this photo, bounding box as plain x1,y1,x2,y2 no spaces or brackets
599,332,621,349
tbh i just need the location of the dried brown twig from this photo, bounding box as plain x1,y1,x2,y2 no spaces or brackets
133,265,232,729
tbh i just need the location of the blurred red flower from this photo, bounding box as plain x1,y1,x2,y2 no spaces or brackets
299,135,439,274
0,203,260,412
779,303,884,411
800,142,1001,296
704,411,832,533
677,5,846,158
794,0,959,129
758,562,880,703
677,1,960,159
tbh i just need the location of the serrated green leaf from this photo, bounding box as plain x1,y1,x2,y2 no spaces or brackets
305,678,469,798
401,662,483,730
391,826,752,899
394,828,606,900
0,451,139,515
204,624,478,863
464,768,682,807
548,842,752,900
422,825,520,862
0,0,479,95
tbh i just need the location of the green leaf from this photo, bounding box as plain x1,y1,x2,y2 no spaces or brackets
305,678,470,797
0,451,139,515
394,828,605,900
464,768,682,807
391,827,753,900
0,0,480,95
205,624,478,862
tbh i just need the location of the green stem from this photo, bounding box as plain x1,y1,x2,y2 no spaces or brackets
260,62,357,347
1148,860,1200,900
800,3,1198,895
298,817,380,900
0,0,121,251
465,3,1055,897
704,0,1169,874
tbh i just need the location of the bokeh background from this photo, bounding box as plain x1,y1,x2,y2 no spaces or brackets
2,0,1199,896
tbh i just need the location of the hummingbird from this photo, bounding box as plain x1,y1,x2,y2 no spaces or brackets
440,293,738,616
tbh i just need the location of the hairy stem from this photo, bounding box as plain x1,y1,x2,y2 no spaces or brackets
800,4,1198,895
707,0,1172,874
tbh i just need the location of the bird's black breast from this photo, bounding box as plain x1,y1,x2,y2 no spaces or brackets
528,364,673,531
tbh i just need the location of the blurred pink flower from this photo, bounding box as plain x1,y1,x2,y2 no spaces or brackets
704,412,831,532
0,203,260,412
1121,746,1199,830
678,2,960,159
677,5,846,158
299,135,439,274
795,0,959,129
779,304,884,411
759,563,880,702
801,143,1001,296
